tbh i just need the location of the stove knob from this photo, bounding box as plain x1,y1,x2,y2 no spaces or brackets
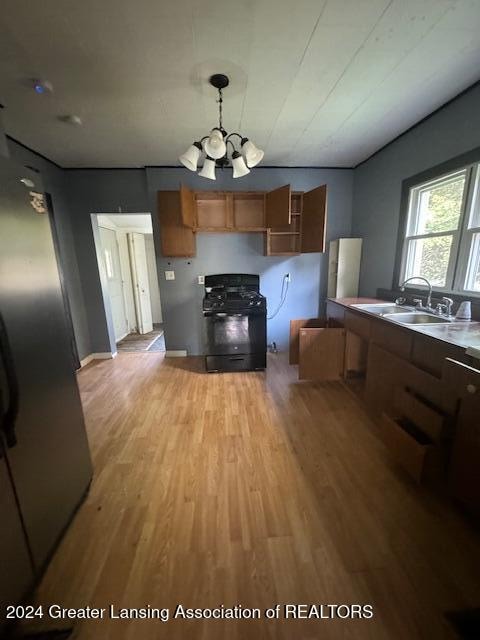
256,301,261,306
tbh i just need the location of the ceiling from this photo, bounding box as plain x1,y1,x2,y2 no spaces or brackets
97,214,153,232
0,0,479,168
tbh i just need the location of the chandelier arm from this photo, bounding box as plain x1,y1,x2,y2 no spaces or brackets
226,132,242,145
226,139,236,155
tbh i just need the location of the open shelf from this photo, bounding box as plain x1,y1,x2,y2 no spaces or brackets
266,231,301,255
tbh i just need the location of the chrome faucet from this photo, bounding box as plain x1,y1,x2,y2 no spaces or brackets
435,297,454,318
397,276,433,311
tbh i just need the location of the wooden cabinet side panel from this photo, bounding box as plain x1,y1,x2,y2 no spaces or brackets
299,328,345,381
158,191,196,257
301,184,327,253
179,184,196,228
265,184,291,228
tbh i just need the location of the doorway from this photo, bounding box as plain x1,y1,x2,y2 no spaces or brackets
95,214,164,353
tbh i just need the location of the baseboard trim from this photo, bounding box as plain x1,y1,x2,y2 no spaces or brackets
79,352,116,368
165,350,187,357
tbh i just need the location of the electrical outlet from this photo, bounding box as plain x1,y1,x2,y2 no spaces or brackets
285,273,291,282
197,275,205,285
165,270,175,281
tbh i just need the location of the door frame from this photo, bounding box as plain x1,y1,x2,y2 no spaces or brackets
91,213,163,356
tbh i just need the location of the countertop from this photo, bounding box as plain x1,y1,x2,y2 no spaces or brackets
328,297,480,354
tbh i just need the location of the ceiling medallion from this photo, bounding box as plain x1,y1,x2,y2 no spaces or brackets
179,74,264,180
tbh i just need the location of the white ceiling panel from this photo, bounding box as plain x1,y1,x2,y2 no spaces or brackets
0,0,478,167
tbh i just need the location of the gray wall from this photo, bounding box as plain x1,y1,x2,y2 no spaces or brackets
3,142,353,358
64,169,149,357
352,83,480,296
146,168,353,355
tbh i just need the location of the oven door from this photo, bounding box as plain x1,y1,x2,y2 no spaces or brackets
204,310,266,356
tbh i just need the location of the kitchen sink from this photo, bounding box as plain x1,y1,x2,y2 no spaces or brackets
352,303,414,315
389,313,452,325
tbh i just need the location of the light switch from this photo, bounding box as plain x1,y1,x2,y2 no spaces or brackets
165,270,175,281
197,275,205,285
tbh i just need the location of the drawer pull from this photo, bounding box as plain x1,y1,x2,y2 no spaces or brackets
467,384,477,394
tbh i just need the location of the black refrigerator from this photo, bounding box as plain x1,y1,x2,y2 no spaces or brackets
0,154,92,631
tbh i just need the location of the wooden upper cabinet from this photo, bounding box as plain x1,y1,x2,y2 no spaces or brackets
180,184,196,229
301,184,327,253
158,191,196,257
265,184,291,228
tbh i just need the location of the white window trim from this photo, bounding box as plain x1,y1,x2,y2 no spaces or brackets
399,162,480,297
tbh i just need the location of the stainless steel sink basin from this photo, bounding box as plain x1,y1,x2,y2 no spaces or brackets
352,303,414,315
389,313,452,325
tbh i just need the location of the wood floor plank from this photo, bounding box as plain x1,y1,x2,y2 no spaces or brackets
28,352,480,639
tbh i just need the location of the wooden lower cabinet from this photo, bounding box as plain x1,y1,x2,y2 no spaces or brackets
293,305,480,502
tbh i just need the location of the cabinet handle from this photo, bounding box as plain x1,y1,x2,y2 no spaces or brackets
466,384,477,395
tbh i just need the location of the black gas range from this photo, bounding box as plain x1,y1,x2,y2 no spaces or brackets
203,274,267,373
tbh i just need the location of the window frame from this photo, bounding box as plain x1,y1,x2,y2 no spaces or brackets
394,147,480,298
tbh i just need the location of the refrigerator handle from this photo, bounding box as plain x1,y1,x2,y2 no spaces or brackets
0,313,19,448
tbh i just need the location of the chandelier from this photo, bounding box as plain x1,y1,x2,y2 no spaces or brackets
179,74,264,180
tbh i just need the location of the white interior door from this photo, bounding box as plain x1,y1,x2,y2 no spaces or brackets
99,226,128,341
129,232,153,334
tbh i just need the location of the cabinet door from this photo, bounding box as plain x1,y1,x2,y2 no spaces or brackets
158,191,196,257
444,359,480,513
289,318,327,364
265,184,291,228
180,183,196,228
299,327,345,381
301,184,327,253
449,392,480,512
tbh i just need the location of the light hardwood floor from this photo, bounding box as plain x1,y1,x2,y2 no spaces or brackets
32,353,480,639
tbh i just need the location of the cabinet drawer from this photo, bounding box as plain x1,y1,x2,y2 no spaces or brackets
345,310,370,339
393,387,447,442
380,413,434,483
411,335,466,378
370,320,412,359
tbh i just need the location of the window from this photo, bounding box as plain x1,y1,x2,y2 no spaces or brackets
400,161,480,294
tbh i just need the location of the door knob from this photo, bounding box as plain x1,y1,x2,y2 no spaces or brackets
466,384,477,394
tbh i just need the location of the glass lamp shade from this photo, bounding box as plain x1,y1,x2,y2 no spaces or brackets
179,142,202,171
203,128,226,160
232,151,250,178
198,157,216,180
241,138,264,168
